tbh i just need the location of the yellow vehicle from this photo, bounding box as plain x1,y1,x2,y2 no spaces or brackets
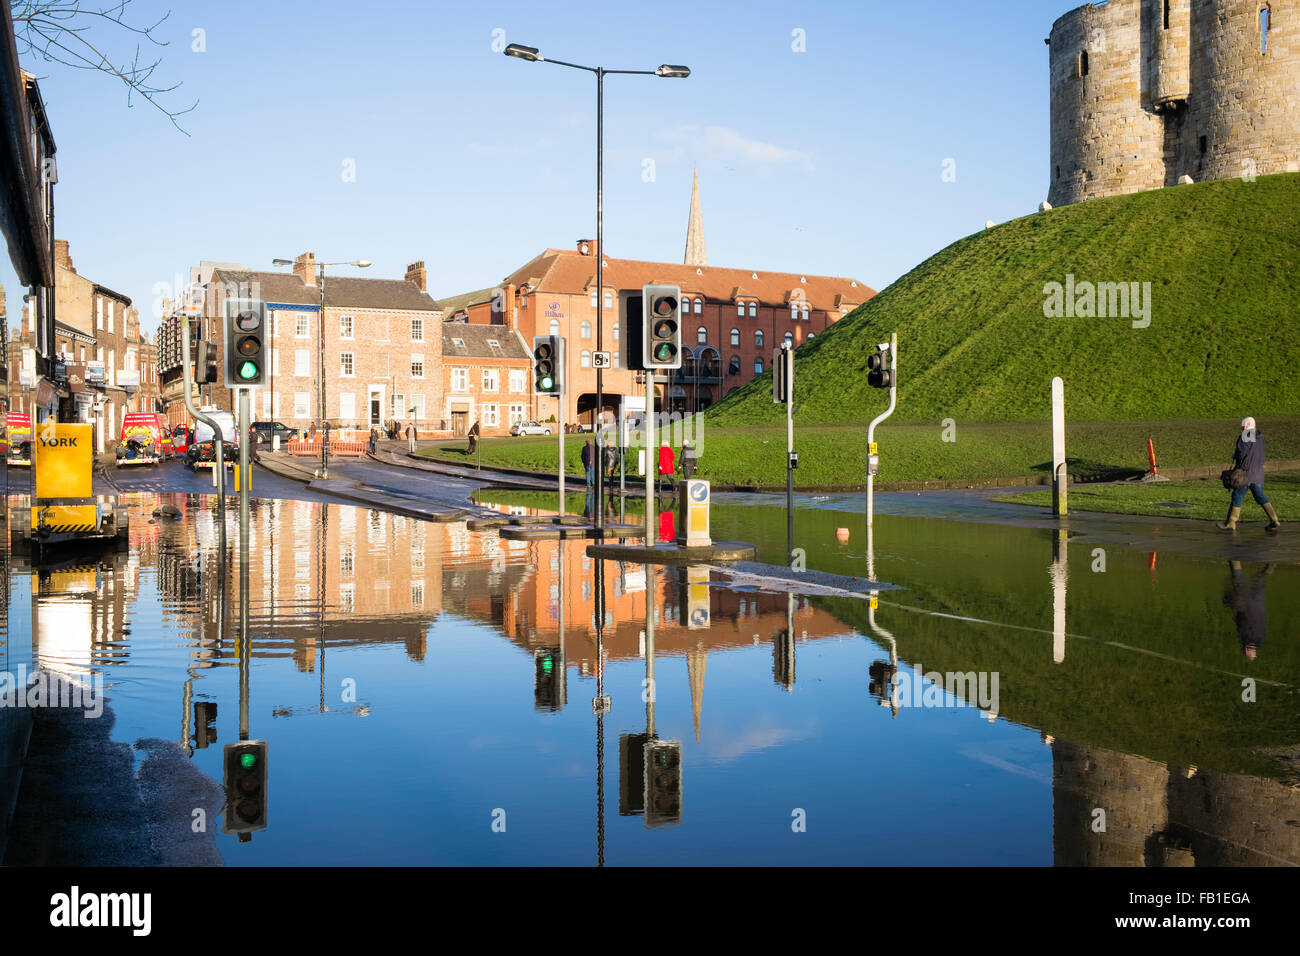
8,421,129,556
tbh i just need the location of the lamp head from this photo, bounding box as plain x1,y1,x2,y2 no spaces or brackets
655,64,691,78
504,44,542,62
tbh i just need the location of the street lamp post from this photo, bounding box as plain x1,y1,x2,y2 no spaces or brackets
272,257,370,477
504,44,689,532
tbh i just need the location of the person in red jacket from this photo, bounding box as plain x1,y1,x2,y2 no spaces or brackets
657,442,676,497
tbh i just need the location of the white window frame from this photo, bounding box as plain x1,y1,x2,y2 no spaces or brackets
411,354,426,379
509,403,526,426
508,368,526,394
294,392,310,418
482,368,499,392
296,314,311,338
482,403,499,427
340,314,354,339
451,367,468,392
411,316,424,341
340,352,354,377
295,349,310,377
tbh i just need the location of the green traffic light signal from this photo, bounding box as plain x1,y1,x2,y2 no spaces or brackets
240,751,257,769
238,361,259,381
540,375,553,390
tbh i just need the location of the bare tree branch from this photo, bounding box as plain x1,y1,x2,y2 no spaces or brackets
10,0,197,134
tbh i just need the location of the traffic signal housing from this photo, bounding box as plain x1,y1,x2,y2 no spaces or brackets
533,647,566,711
867,345,894,389
193,701,218,749
195,340,218,385
642,284,682,370
644,739,683,828
772,344,793,404
532,335,564,396
224,298,267,388
619,290,646,372
222,740,268,836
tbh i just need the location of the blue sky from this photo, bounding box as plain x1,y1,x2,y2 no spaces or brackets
4,0,1057,334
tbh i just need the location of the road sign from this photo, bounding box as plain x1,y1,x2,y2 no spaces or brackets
593,350,611,369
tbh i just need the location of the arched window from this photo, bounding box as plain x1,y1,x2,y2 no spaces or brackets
730,328,740,346
697,326,707,345
580,320,591,339
784,332,794,346
748,302,757,318
693,298,702,314
736,302,744,316
807,332,815,340
728,356,741,376
754,329,764,348
549,319,560,337
1261,5,1271,55
801,303,810,320
580,350,591,368
754,358,764,374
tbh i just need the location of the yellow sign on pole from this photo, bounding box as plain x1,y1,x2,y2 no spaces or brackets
34,423,93,499
233,464,252,492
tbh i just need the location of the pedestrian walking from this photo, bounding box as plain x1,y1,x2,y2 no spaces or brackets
406,422,416,453
1219,416,1282,532
681,440,698,480
603,442,619,481
467,420,480,455
367,426,378,456
657,441,676,498
581,439,596,487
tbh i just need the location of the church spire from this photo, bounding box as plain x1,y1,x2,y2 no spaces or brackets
684,168,707,267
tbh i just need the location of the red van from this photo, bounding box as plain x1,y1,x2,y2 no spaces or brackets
116,412,170,466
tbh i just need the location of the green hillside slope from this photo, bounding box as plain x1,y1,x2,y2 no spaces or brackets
710,173,1300,426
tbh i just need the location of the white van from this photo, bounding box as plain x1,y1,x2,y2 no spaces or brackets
188,408,239,469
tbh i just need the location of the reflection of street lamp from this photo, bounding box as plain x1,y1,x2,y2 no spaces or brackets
503,43,689,532
272,257,371,477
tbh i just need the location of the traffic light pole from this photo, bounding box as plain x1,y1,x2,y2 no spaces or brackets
557,383,565,519
236,387,251,741
784,345,795,567
180,315,226,518
866,332,898,577
644,372,655,542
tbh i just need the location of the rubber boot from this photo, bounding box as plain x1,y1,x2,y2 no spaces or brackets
1218,506,1241,531
1263,502,1282,531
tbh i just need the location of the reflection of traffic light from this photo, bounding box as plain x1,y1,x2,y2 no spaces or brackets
533,648,566,711
224,298,267,388
195,340,218,385
867,345,894,389
774,628,795,690
868,660,897,700
532,335,564,395
644,740,683,828
642,284,682,370
222,741,268,837
619,732,649,816
194,701,218,749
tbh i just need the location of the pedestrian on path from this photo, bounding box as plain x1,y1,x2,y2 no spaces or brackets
467,420,480,455
406,423,416,453
657,441,676,498
368,426,378,456
581,439,596,487
603,441,619,482
1219,416,1282,532
681,440,698,480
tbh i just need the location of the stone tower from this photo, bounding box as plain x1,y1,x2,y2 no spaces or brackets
683,168,707,266
1047,0,1300,207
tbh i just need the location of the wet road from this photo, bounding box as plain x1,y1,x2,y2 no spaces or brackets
96,458,351,505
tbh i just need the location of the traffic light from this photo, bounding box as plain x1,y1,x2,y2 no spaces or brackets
774,627,795,691
533,647,566,711
193,701,217,749
772,344,793,404
644,739,683,828
619,289,646,372
224,298,267,388
195,340,218,385
532,335,564,396
869,660,897,700
619,732,649,816
867,344,894,389
222,740,268,836
642,284,682,370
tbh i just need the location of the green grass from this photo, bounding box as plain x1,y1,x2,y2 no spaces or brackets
709,173,1300,427
425,417,1300,488
995,473,1300,521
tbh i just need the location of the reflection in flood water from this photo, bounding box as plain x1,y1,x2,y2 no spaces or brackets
2,491,1298,865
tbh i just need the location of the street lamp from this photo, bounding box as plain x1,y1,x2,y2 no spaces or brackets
503,44,689,533
272,257,371,477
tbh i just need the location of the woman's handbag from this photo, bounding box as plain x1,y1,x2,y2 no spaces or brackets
1221,467,1249,490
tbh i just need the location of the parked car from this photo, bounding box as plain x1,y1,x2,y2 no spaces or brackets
251,421,297,445
187,409,239,470
510,421,553,436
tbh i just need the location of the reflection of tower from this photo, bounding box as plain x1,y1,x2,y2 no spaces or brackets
1051,740,1169,866
686,645,707,741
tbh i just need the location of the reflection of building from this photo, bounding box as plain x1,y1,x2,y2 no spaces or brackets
1051,739,1300,865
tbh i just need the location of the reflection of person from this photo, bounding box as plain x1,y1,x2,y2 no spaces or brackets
1223,560,1273,659
1220,416,1282,531
659,508,675,544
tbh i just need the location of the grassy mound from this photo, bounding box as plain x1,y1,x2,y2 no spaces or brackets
709,173,1300,426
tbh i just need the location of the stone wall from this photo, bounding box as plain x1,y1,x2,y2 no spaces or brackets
1048,0,1300,205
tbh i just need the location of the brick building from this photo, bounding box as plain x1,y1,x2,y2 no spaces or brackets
446,243,873,424
440,323,533,436
158,254,443,434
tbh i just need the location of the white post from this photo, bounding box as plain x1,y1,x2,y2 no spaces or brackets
1052,376,1067,517
645,372,655,542
1051,530,1067,663
866,331,898,578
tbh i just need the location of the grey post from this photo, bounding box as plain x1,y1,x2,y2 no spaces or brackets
784,343,795,566
180,314,226,509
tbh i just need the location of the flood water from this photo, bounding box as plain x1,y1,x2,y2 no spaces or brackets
2,490,1298,866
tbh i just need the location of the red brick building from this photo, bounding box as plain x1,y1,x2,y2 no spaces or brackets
439,323,532,437
448,243,873,424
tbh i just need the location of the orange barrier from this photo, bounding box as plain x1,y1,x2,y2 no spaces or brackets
286,439,366,457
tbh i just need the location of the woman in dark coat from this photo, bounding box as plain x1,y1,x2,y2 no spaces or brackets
1220,416,1282,531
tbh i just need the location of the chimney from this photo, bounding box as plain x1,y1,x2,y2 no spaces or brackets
576,239,594,256
405,260,427,292
294,252,317,286
54,238,74,272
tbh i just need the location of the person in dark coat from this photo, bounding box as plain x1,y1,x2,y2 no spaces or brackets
581,440,595,487
1219,416,1282,531
467,420,480,454
1223,561,1273,659
603,442,619,481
